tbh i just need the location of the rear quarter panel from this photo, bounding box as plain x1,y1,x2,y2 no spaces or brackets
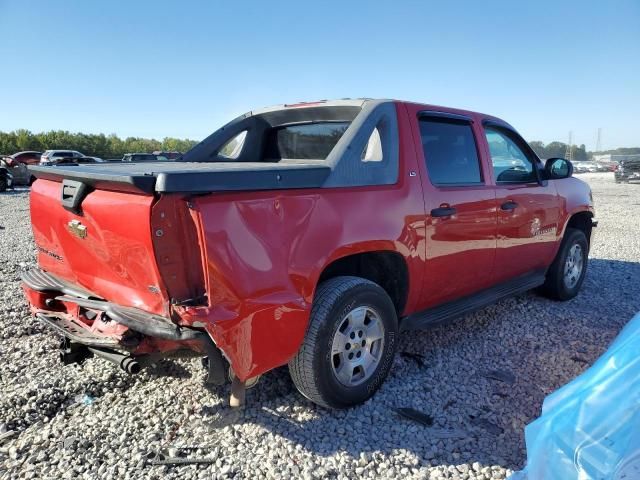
187,104,427,379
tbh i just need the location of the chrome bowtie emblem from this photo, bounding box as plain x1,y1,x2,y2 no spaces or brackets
67,219,87,239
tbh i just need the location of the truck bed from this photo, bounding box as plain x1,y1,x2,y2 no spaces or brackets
29,161,331,194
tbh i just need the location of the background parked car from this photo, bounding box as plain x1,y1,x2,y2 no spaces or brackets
573,161,588,173
152,150,181,160
0,163,13,192
573,161,599,173
40,150,86,165
53,156,103,165
3,151,42,167
0,156,33,186
122,153,168,162
614,158,640,183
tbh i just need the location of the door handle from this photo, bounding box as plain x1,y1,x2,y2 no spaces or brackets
430,206,457,217
501,200,518,211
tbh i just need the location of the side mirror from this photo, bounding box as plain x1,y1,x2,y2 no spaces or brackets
544,158,573,180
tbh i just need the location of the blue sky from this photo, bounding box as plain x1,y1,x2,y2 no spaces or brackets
0,0,638,149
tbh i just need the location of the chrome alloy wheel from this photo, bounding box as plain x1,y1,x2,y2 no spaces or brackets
330,306,385,387
564,243,584,289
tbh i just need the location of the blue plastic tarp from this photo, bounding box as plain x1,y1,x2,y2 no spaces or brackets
510,312,640,480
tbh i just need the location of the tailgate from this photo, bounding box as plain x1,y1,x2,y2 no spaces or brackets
30,179,175,315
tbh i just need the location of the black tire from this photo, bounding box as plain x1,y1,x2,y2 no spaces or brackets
540,228,589,300
0,176,7,192
289,276,398,409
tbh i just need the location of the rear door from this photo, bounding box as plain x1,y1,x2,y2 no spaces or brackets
480,122,561,283
409,109,497,309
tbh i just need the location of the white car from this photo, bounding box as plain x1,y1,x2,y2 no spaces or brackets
40,150,85,165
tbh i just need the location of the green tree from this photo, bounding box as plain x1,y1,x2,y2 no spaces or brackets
574,144,587,161
0,129,199,158
543,141,568,159
529,141,546,158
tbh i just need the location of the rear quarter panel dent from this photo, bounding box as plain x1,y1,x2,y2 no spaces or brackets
193,182,425,379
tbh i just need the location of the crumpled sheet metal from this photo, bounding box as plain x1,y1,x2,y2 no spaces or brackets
511,313,640,480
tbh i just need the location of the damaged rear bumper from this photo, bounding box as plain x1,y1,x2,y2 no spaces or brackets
21,268,227,384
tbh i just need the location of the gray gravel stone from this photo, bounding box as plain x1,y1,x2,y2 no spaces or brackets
0,174,639,479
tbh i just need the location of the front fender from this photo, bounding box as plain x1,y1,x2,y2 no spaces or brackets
549,177,596,263
555,177,596,237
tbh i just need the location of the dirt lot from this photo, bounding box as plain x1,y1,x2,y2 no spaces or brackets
1,173,639,479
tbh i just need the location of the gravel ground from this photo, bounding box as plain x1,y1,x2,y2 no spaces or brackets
1,173,639,479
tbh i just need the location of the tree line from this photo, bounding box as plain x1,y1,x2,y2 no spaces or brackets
529,142,640,161
529,141,588,161
1,128,637,161
0,129,198,159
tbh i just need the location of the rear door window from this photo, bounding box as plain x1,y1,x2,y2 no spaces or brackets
419,118,483,185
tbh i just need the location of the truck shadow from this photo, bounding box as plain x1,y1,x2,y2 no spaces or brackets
143,359,192,379
194,258,640,472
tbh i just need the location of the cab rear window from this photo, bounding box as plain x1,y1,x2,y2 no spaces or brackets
263,122,350,160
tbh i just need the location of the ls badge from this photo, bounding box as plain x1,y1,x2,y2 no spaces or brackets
67,219,88,239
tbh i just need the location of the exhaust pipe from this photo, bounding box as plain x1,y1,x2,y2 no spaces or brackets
88,347,141,374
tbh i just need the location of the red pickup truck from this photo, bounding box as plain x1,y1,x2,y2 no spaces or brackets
23,99,596,409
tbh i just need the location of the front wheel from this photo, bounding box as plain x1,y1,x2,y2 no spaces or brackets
289,276,398,409
0,176,7,192
540,228,589,300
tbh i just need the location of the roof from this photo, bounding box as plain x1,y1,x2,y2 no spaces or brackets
249,98,373,116
11,151,41,157
248,98,513,131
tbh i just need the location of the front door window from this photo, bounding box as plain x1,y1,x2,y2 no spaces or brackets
484,127,537,184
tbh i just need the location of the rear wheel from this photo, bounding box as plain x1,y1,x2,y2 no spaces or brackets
540,228,588,300
0,176,7,192
289,276,398,409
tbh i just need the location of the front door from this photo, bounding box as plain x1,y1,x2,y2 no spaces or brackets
410,110,498,309
481,124,561,283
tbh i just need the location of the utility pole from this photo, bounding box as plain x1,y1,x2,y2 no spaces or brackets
595,128,602,153
565,131,573,161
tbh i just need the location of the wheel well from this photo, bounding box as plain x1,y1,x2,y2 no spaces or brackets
317,251,409,314
566,211,593,247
